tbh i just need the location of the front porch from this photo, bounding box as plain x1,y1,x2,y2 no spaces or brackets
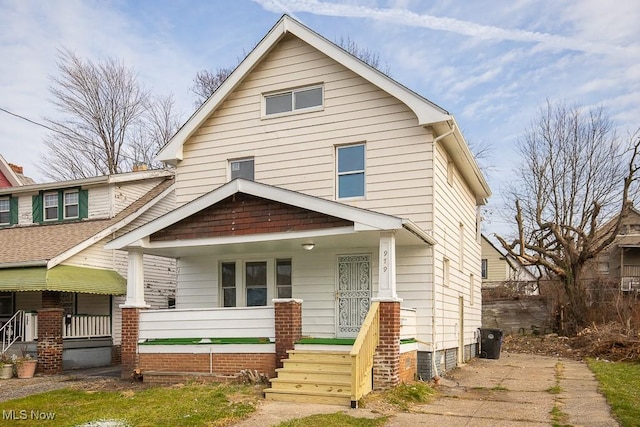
1,309,114,369
131,301,418,406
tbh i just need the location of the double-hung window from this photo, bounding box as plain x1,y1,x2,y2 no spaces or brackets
245,261,267,307
264,85,323,116
337,144,365,199
481,259,488,279
276,259,292,298
43,192,59,221
0,198,9,225
64,190,79,219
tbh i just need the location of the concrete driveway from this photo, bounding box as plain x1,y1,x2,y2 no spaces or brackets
238,353,618,426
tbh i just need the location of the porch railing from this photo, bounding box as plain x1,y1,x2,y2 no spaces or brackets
622,265,640,278
349,301,380,406
1,310,27,353
63,314,111,338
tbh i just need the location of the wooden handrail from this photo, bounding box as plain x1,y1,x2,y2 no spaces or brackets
349,301,380,407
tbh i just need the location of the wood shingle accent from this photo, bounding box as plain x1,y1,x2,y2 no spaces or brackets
150,192,352,241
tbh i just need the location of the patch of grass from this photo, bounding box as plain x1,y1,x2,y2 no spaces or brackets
382,382,437,411
0,383,258,426
491,385,508,391
276,412,387,427
547,385,563,394
550,404,572,427
587,359,640,427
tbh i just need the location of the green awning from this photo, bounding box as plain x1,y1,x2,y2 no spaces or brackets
0,265,125,295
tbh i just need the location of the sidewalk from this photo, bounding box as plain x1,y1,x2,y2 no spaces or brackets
237,353,619,426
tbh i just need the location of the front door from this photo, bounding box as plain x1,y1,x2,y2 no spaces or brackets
336,255,371,338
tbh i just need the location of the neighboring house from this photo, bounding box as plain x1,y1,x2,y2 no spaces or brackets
106,15,490,405
587,204,640,292
0,167,177,371
0,155,35,187
481,234,537,293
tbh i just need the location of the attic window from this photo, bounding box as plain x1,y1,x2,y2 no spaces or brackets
264,85,323,116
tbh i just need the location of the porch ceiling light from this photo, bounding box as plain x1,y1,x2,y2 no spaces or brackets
301,243,316,251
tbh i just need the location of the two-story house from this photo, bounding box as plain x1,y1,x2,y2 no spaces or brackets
481,234,537,294
106,15,491,406
587,204,640,292
0,165,176,371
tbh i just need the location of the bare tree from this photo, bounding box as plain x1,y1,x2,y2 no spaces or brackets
336,35,391,75
496,100,640,332
40,48,178,180
190,66,235,108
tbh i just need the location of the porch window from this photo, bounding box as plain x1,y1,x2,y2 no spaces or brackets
337,143,365,199
0,292,12,317
230,158,254,181
44,192,58,221
221,262,236,307
246,261,267,306
276,259,292,298
64,190,79,219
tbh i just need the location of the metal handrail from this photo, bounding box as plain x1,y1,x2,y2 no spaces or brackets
1,310,25,353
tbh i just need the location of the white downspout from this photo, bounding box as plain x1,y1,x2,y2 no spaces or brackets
431,248,439,381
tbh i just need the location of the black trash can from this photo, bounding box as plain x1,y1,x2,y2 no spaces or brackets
479,328,503,359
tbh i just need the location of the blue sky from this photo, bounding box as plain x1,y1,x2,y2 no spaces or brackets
1,0,639,237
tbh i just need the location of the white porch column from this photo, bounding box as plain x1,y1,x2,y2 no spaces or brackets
120,250,149,308
377,231,398,300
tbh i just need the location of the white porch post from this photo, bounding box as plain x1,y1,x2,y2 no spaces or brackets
121,250,149,308
376,231,398,300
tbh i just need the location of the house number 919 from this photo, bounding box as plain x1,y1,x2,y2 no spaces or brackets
383,250,388,272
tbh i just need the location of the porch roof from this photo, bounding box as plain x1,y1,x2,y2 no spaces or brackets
616,235,640,247
105,179,435,256
0,265,125,295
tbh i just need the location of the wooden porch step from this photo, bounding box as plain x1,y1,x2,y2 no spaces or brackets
281,360,351,373
286,349,351,363
269,377,351,394
274,368,350,382
264,388,352,406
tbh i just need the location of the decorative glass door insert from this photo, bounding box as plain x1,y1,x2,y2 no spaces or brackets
337,255,371,337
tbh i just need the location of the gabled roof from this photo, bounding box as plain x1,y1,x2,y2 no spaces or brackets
482,234,537,280
0,154,24,187
106,179,435,250
0,178,174,268
154,15,490,201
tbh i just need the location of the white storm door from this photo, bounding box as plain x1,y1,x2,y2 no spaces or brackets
336,255,371,338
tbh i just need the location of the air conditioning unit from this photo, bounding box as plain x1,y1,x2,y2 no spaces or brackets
621,280,632,292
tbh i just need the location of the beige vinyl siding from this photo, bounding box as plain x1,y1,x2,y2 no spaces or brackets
432,141,482,351
88,185,111,219
481,237,513,282
175,34,433,229
175,256,218,309
113,179,164,214
17,193,32,224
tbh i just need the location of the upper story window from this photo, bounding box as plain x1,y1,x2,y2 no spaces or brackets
264,85,323,116
481,259,488,279
337,143,365,199
33,188,88,224
230,158,254,181
0,197,10,225
43,192,58,221
64,190,79,219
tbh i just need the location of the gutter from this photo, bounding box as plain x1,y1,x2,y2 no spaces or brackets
0,260,48,269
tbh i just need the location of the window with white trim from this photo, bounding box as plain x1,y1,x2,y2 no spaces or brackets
230,158,254,181
337,144,365,199
64,190,79,219
470,274,476,305
219,259,289,307
443,258,450,286
481,259,488,279
0,198,9,225
276,259,292,298
44,192,58,221
264,85,323,116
